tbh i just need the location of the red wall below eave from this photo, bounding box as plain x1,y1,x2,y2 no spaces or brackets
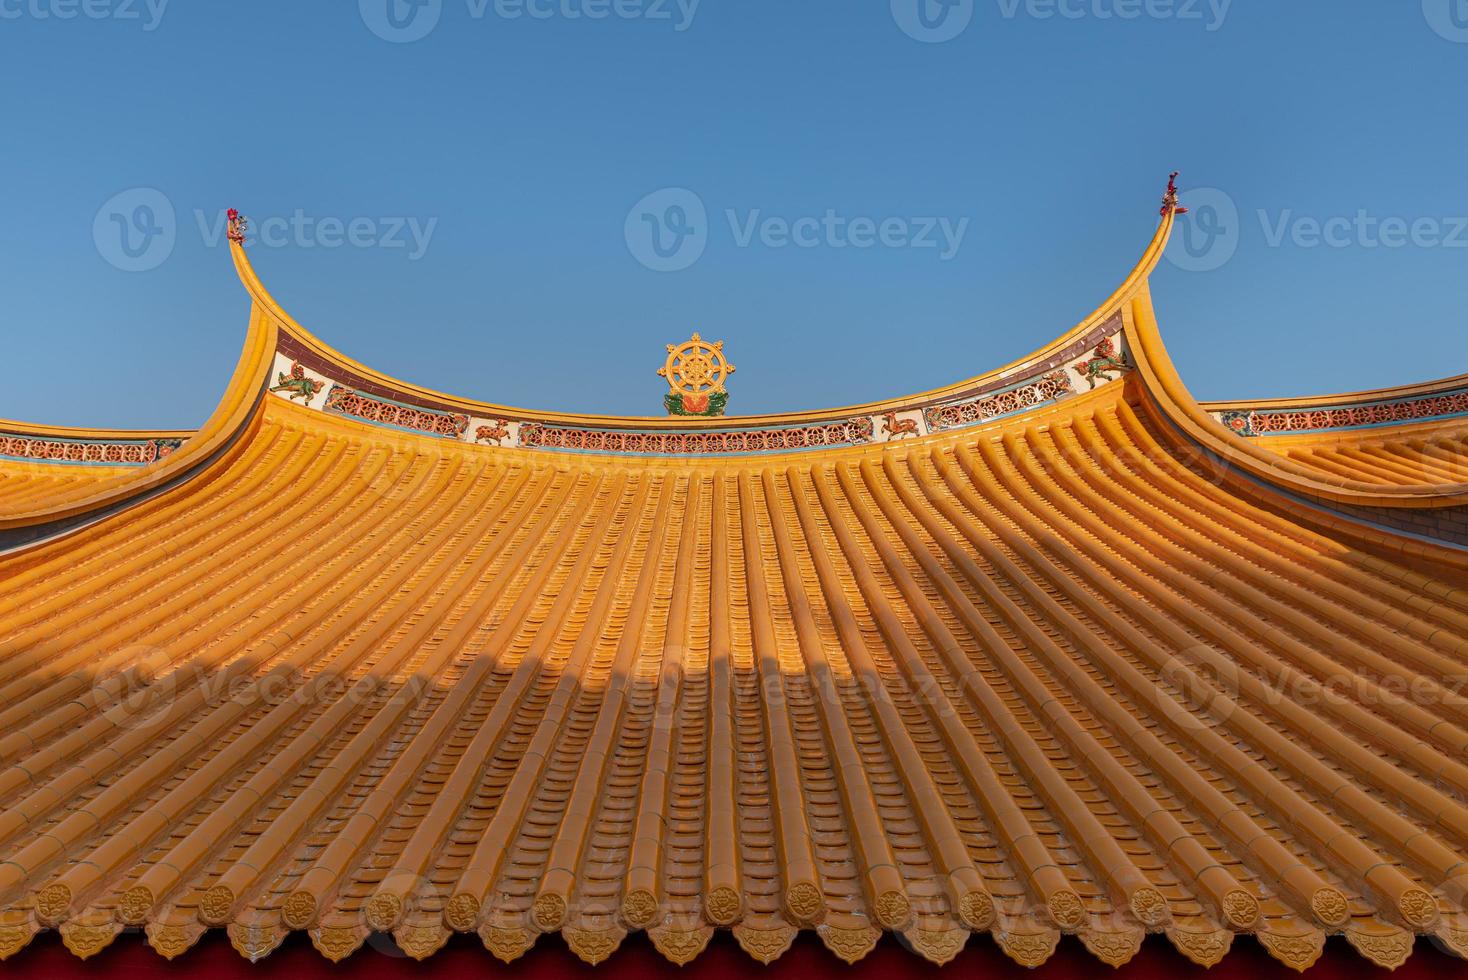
2,930,1462,978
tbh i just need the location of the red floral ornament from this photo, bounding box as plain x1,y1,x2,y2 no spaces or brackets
1160,172,1189,217
227,208,249,245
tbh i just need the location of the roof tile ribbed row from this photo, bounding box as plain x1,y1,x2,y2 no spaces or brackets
3,381,1468,971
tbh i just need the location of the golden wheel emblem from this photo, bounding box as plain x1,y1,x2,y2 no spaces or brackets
659,333,735,417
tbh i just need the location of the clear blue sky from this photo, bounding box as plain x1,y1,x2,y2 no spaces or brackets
2,2,1465,428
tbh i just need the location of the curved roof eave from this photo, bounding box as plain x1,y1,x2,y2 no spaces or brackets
1123,264,1468,510
9,180,1467,561
231,205,1175,430
0,253,278,538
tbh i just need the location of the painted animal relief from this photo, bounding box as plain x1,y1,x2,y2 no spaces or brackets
880,412,920,439
475,420,511,446
1079,337,1132,390
270,362,323,403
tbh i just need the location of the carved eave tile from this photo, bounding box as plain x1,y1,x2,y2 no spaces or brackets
1433,918,1468,960
280,890,318,930
958,890,997,931
817,922,881,964
1220,888,1262,930
1046,889,1088,932
311,925,366,962
1346,922,1414,970
996,926,1061,968
784,882,826,926
1397,889,1440,932
0,912,38,961
1128,887,1171,930
60,914,120,960
649,924,712,965
1257,926,1326,973
199,885,237,926
145,920,204,960
115,886,156,927
704,886,741,927
904,924,968,965
227,922,285,962
479,924,536,964
443,893,480,933
1166,924,1233,967
32,883,72,927
530,893,567,934
564,925,626,965
394,921,449,961
733,922,797,964
1081,926,1144,967
621,888,660,930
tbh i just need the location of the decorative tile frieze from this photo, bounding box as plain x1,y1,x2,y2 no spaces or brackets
923,370,1075,433
322,385,470,439
1214,387,1468,437
0,433,183,467
518,417,876,456
270,328,1134,457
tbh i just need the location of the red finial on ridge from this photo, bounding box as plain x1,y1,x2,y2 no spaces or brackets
1161,172,1189,217
227,208,248,245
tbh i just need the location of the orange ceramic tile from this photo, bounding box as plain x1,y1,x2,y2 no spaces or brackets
2,202,1467,970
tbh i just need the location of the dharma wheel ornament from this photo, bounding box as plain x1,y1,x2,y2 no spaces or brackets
659,332,735,417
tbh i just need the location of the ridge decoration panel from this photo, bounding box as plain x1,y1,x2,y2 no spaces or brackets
1215,386,1468,437
264,323,1133,457
0,431,184,467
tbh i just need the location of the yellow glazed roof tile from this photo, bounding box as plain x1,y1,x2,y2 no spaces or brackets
2,197,1468,970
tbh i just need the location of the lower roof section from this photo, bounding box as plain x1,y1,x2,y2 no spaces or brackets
1253,420,1468,487
0,427,185,511
3,381,1468,971
4,914,1467,977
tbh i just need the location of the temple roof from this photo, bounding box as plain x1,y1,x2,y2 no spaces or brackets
2,191,1468,971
